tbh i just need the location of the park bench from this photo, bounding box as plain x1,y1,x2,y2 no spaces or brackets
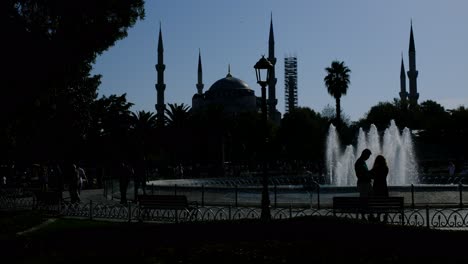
137,194,198,222
27,188,63,206
30,189,63,214
333,196,405,224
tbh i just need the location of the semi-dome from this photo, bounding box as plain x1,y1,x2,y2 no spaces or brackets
208,73,252,91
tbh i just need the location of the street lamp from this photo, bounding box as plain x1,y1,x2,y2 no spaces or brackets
254,55,273,221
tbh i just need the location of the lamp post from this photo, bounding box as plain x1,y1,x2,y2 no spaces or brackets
254,55,273,221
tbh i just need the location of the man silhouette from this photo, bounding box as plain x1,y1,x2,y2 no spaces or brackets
355,149,373,197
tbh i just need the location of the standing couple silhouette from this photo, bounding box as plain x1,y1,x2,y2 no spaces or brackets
354,149,389,197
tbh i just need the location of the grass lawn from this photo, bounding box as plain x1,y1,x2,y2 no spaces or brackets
0,210,46,237
2,211,468,263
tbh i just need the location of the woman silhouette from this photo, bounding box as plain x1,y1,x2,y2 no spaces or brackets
371,155,389,197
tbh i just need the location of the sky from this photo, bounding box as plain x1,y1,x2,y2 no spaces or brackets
92,0,468,122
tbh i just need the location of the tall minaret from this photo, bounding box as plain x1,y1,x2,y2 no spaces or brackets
399,54,408,105
407,21,419,107
267,13,280,124
155,23,166,126
196,49,204,95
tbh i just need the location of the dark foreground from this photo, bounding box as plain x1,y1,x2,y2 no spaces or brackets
1,211,468,263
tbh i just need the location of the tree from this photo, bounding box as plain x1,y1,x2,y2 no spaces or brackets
87,94,134,161
165,103,192,128
131,111,157,137
321,104,351,126
324,61,351,130
3,0,145,160
447,106,468,158
358,101,401,130
420,100,449,128
278,107,328,162
130,110,157,159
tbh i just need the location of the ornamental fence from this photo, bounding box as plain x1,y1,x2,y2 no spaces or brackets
104,178,468,209
2,187,468,229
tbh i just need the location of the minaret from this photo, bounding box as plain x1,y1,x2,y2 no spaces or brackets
155,23,166,126
399,54,408,105
407,21,419,107
196,49,204,95
267,14,280,124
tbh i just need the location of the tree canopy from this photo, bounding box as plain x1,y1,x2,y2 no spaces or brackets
324,60,351,130
2,0,145,161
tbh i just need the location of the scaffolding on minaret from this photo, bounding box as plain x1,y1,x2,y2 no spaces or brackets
284,56,298,113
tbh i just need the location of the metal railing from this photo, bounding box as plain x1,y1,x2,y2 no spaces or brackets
4,181,468,229
104,179,468,209
4,194,468,229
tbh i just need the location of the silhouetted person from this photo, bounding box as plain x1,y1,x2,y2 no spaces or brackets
134,159,146,197
448,161,456,177
53,163,63,192
371,155,389,197
355,149,373,197
77,165,87,194
39,164,49,192
119,162,133,204
67,163,80,203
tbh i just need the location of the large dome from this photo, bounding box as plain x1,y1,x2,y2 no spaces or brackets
208,73,252,91
193,71,257,114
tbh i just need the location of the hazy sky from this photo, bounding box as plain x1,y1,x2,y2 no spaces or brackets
92,0,468,121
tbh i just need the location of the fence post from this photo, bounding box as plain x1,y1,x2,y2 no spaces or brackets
289,204,293,219
228,205,232,220
274,184,277,208
459,183,463,208
174,184,177,196
201,185,205,207
89,200,93,220
426,205,430,228
411,184,415,209
151,184,154,195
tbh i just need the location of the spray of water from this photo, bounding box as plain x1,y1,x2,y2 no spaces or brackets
326,120,418,186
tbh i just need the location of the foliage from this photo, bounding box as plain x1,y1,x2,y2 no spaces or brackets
324,61,351,130
321,104,351,127
165,103,192,128
357,99,468,161
87,94,134,161
357,101,402,130
131,110,157,136
277,107,328,161
2,0,145,161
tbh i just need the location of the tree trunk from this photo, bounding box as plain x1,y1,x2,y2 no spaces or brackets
335,97,341,130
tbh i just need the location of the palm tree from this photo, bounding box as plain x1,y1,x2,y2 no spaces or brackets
164,103,191,128
130,111,157,151
324,61,351,129
131,111,157,135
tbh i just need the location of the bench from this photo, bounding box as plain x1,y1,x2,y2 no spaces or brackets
137,194,198,222
31,189,63,205
30,189,63,215
333,196,405,224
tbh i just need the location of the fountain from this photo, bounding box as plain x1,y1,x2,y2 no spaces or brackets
326,120,418,186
